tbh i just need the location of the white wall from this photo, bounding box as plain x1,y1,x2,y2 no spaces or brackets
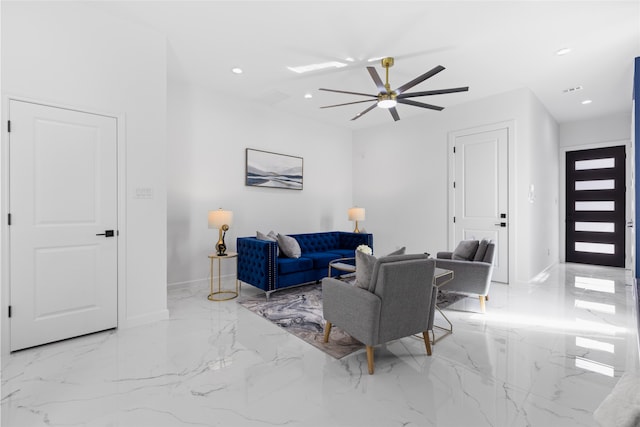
1,1,169,356
560,113,632,148
167,81,354,286
526,91,561,278
353,88,559,283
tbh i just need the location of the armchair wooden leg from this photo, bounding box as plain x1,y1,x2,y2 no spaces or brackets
479,295,486,313
485,294,489,301
366,345,374,375
323,322,332,343
422,332,432,356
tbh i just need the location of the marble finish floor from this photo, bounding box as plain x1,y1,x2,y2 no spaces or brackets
2,263,638,426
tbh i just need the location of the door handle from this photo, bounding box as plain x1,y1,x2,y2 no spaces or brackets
96,230,115,237
494,223,507,228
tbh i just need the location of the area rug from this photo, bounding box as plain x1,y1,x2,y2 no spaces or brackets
238,284,362,359
237,282,469,359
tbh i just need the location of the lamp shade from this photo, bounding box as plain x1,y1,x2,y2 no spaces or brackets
208,209,233,229
348,207,365,221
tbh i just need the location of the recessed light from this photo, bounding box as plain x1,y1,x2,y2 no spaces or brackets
345,57,355,62
556,47,572,56
582,99,592,105
304,93,313,99
231,67,243,74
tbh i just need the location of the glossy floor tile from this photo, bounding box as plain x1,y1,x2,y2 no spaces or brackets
2,263,638,426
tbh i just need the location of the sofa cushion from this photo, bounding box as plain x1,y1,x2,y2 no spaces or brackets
295,232,339,253
355,250,377,290
304,251,343,269
473,239,491,262
384,246,406,257
277,234,302,258
278,257,313,275
453,240,479,261
257,230,279,256
331,248,357,259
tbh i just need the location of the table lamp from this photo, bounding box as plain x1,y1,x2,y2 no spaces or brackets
348,207,365,233
208,208,233,256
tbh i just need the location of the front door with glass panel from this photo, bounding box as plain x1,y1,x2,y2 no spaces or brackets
566,146,625,267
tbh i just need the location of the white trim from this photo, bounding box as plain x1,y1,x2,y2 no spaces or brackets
1,95,127,357
167,277,209,288
559,139,632,268
447,120,516,285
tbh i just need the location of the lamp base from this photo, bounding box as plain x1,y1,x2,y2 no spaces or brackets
216,239,227,257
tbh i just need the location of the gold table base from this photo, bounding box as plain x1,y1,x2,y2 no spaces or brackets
208,252,239,301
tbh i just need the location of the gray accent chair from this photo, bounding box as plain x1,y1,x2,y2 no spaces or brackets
435,241,496,313
322,254,437,375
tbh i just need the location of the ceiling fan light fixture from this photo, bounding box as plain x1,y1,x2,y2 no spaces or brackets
377,98,397,109
377,93,397,109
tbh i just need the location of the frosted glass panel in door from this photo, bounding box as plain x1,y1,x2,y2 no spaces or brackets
575,222,615,233
575,242,615,254
575,201,615,211
575,180,615,191
575,158,615,170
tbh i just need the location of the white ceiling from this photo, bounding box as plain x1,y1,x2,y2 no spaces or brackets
96,1,640,130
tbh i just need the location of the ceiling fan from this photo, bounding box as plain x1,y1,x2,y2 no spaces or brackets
319,57,469,122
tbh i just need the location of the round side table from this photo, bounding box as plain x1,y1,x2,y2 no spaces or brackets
208,252,239,301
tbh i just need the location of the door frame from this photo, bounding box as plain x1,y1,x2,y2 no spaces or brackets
1,96,127,357
448,120,516,285
560,139,633,271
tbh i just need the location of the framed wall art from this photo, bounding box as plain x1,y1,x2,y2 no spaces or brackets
245,148,303,190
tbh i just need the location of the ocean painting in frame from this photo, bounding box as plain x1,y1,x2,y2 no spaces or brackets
246,149,303,190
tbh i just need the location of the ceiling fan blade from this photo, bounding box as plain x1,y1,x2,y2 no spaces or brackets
389,107,400,121
367,66,387,94
394,65,445,95
397,86,469,99
351,103,378,121
319,88,377,98
397,99,444,111
320,99,377,109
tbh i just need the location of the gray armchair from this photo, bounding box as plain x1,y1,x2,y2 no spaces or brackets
322,254,437,375
435,240,496,313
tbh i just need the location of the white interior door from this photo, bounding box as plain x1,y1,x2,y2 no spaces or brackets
9,100,118,351
452,127,509,283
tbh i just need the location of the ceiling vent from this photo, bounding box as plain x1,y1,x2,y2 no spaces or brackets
563,86,583,94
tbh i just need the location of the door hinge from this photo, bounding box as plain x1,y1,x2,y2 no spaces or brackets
453,146,456,153
453,181,456,189
8,213,11,226
453,216,456,223
7,120,11,133
8,306,12,318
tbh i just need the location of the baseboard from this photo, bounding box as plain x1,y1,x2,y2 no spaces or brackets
119,308,170,329
167,277,208,288
167,275,237,289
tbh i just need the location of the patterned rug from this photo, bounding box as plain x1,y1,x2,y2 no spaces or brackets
237,283,468,359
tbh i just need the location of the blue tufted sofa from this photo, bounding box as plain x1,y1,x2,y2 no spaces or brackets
237,231,373,296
